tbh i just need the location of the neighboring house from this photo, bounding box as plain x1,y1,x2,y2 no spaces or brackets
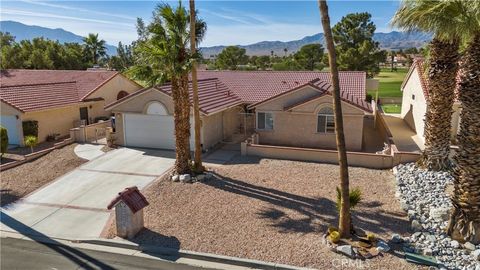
400,58,461,145
0,69,142,146
106,71,374,152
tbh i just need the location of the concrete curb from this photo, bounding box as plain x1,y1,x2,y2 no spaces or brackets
80,238,312,270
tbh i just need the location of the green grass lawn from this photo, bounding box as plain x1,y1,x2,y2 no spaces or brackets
368,68,409,98
381,104,402,114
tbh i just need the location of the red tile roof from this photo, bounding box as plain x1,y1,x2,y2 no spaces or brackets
107,186,149,214
157,78,243,115
252,79,372,113
197,70,366,103
0,69,119,112
0,81,79,112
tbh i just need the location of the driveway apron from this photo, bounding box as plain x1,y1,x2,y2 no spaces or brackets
1,148,175,240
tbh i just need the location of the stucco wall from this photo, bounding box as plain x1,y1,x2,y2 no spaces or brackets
87,74,142,108
22,105,81,143
111,89,175,115
401,66,427,143
255,93,366,151
200,106,243,149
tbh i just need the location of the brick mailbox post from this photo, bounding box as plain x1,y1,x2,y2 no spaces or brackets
107,186,149,239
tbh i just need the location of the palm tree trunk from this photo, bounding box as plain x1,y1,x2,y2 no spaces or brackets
418,38,459,171
447,32,480,244
172,76,192,175
318,0,351,238
189,0,203,173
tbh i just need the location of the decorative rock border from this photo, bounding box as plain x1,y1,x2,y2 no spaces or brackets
394,163,480,270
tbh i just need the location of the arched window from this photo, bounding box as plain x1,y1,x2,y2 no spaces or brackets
146,102,168,115
117,91,129,100
317,107,335,133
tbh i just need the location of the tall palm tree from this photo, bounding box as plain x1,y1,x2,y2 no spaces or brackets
189,0,203,173
83,33,107,64
318,0,351,238
129,3,206,175
393,0,461,171
446,1,480,245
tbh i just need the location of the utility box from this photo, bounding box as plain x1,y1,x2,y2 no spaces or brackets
107,186,149,239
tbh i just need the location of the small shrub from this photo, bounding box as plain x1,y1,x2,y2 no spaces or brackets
328,231,341,243
336,187,362,211
328,226,338,234
24,135,38,153
22,120,38,137
367,233,377,243
365,94,373,103
0,125,8,157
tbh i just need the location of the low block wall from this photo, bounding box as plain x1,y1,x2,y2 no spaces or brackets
70,121,111,143
0,137,74,171
242,143,421,169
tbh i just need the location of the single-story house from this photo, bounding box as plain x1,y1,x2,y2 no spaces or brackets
0,69,142,146
400,58,461,145
106,71,376,152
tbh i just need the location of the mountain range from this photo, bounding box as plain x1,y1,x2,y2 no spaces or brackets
200,31,432,57
0,20,432,57
0,21,117,56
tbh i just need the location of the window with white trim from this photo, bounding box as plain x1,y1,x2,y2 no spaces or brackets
317,107,335,133
257,112,274,130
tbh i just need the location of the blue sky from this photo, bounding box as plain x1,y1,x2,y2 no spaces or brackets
1,0,401,47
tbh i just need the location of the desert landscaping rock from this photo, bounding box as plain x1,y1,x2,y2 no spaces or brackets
171,174,180,182
464,242,476,251
376,240,391,252
179,174,191,183
394,163,480,270
336,245,355,258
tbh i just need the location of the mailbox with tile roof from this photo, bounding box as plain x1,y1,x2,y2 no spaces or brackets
107,186,149,239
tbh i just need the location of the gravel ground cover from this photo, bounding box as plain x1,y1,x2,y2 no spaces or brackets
0,143,87,206
395,163,480,270
125,155,423,269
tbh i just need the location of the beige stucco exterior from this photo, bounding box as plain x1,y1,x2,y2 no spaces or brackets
1,74,141,146
254,86,367,151
401,65,461,144
110,87,243,150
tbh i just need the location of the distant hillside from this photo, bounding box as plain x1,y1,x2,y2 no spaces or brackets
200,31,432,57
0,21,117,56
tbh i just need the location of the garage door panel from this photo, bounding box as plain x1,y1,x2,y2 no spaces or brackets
124,113,193,150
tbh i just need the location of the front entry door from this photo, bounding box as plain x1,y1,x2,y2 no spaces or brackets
80,107,89,125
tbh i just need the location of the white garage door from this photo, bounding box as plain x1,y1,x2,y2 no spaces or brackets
123,113,193,150
0,115,20,145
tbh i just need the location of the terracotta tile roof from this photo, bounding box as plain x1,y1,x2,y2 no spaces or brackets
197,70,366,103
107,186,149,214
252,79,372,113
0,69,118,102
157,78,243,115
0,81,79,112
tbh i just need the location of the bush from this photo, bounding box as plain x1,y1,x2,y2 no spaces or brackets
328,231,341,243
22,120,38,137
0,125,8,157
365,94,373,103
24,135,38,153
336,187,362,211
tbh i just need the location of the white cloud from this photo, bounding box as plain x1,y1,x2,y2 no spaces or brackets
19,0,137,21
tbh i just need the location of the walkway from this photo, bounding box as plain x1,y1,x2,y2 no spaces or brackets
383,114,424,152
1,148,175,240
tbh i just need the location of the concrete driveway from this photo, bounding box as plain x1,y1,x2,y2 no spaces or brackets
1,148,175,240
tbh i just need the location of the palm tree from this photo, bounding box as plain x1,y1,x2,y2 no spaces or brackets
393,0,461,171
446,1,480,245
283,48,288,57
129,3,206,175
189,0,203,173
83,33,107,64
318,0,351,238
